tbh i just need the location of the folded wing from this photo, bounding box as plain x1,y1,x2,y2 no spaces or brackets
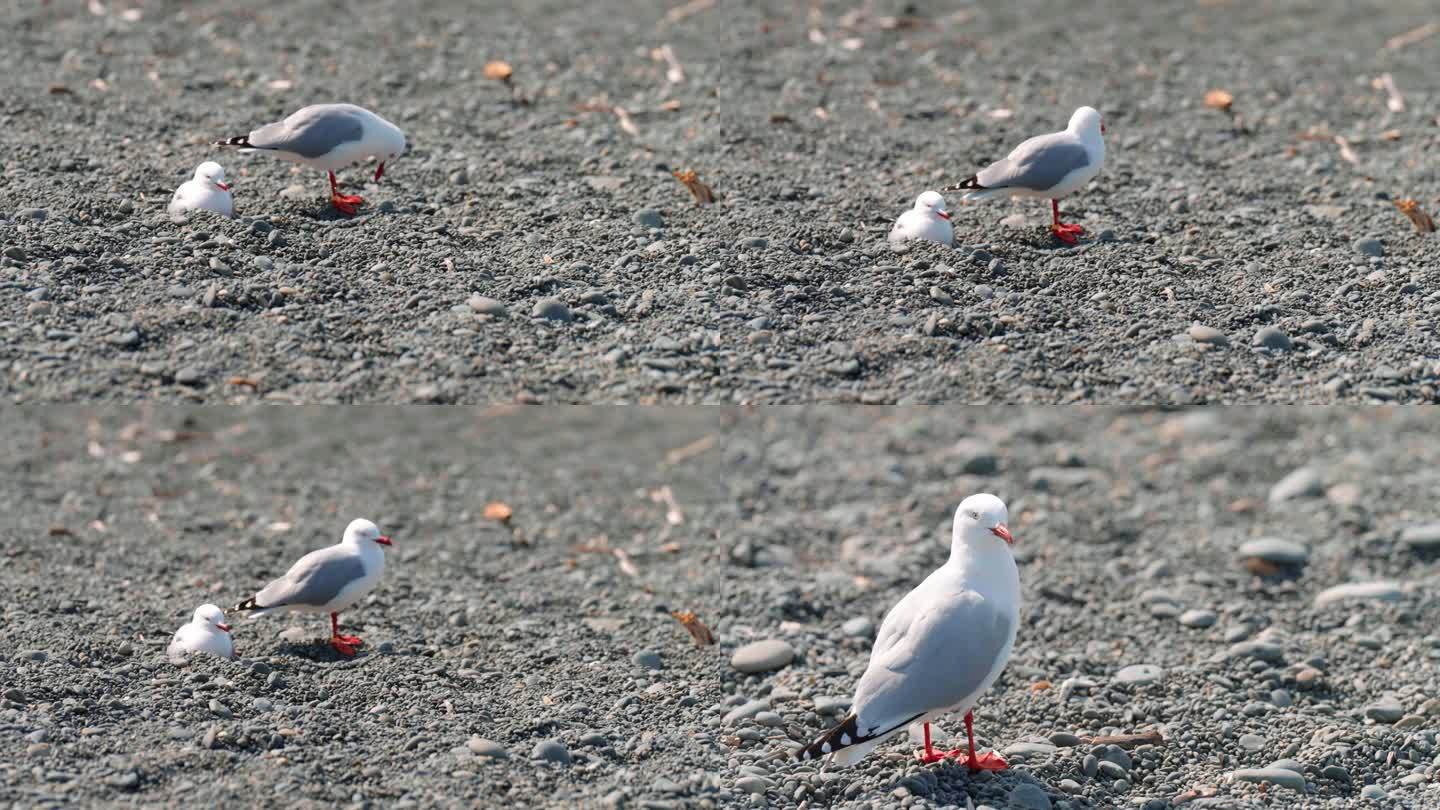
975,134,1090,193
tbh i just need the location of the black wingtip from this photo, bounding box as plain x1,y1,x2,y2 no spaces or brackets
942,175,983,193
213,135,252,148
230,596,259,613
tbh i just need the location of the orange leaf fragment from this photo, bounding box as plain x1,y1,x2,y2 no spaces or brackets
483,502,513,524
483,61,513,82
1394,198,1436,234
671,610,716,646
1203,89,1233,111
672,168,715,205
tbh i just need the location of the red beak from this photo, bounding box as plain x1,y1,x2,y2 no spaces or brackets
374,162,385,183
937,211,951,221
990,524,1014,545
216,182,230,191
217,623,232,633
376,535,393,546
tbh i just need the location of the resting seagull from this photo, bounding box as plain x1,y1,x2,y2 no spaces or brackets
796,493,1020,770
888,191,954,247
168,161,234,219
947,106,1105,244
213,103,406,216
230,518,392,656
168,604,235,663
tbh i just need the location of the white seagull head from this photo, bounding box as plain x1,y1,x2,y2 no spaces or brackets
343,518,393,548
1069,106,1105,138
914,190,950,221
194,603,231,632
953,493,1013,547
193,161,230,192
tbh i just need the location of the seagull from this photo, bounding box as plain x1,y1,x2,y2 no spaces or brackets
168,604,235,663
946,106,1106,244
230,518,392,656
796,493,1020,770
212,103,406,216
888,191,954,247
167,161,234,219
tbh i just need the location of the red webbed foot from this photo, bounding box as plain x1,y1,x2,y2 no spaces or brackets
967,750,1008,771
330,638,359,657
1049,223,1082,244
916,747,971,765
329,194,363,216
334,634,363,646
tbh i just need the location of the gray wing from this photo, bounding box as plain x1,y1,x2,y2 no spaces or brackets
255,546,365,608
851,589,1015,737
248,104,366,158
975,133,1090,192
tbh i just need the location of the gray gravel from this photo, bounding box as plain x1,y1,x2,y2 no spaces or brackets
2,1,1439,403
4,407,1440,808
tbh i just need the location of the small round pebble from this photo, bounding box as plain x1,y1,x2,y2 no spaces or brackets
730,639,795,673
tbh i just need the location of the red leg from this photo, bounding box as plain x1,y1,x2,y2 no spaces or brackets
915,722,949,764
330,612,363,655
327,171,366,216
964,711,1008,771
1049,199,1083,244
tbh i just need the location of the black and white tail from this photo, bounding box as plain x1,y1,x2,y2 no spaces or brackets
800,709,887,760
943,175,983,193
213,135,256,150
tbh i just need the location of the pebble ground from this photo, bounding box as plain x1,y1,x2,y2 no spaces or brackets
1,1,1438,402
3,408,1439,809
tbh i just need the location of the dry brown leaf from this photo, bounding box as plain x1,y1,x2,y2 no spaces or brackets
48,83,73,95
48,526,73,537
769,113,795,124
1372,73,1405,112
1333,135,1359,165
671,610,716,646
1381,129,1402,141
658,99,681,112
1082,730,1165,748
483,501,513,524
1386,21,1440,50
664,0,715,25
1030,680,1052,692
227,376,260,390
672,169,715,205
1203,89,1233,111
1173,786,1218,805
664,434,716,465
613,106,640,137
1394,198,1436,234
483,60,513,82
612,548,640,578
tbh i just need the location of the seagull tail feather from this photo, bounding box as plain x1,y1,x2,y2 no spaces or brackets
796,711,919,765
943,175,983,193
212,135,257,151
229,595,261,614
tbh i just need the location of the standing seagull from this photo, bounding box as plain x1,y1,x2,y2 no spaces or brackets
888,191,954,247
230,518,393,656
947,106,1106,244
212,103,406,216
168,604,236,663
796,493,1021,770
168,161,234,219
